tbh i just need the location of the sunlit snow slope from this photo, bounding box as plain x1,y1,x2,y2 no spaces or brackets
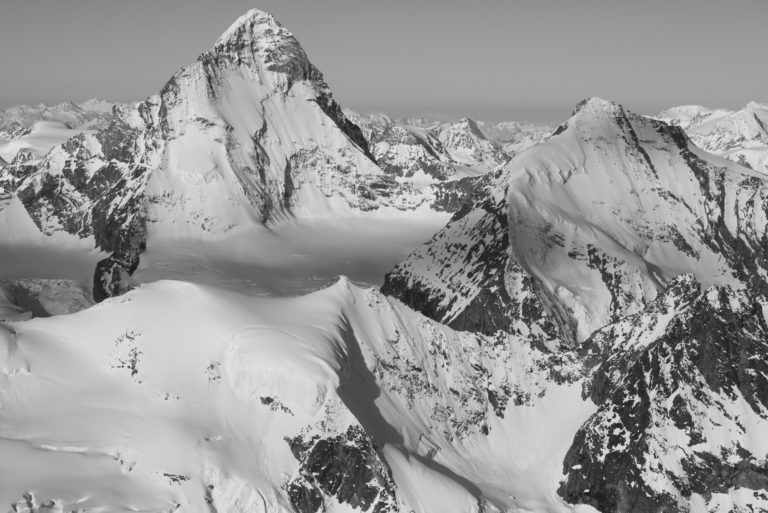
0,278,592,513
383,97,768,511
385,97,768,343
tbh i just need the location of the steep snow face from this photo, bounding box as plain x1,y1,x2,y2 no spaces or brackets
385,98,768,343
659,101,768,174
505,97,768,340
0,278,592,513
382,171,565,350
560,275,768,512
0,9,442,301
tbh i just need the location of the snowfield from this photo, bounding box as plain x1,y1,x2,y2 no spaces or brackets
0,278,594,513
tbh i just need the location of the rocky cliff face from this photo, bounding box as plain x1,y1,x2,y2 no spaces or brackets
381,170,564,349
560,275,768,512
287,425,399,513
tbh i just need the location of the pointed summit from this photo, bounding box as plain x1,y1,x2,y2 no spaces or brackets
201,8,319,82
570,96,624,119
549,97,633,139
213,8,276,44
452,117,485,136
385,96,768,346
3,7,391,301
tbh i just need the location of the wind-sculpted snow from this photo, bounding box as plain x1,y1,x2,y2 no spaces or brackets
560,275,768,512
385,97,768,345
0,278,594,513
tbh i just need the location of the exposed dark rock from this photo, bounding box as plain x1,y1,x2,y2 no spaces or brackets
286,425,398,513
430,175,479,212
283,159,295,208
559,275,768,512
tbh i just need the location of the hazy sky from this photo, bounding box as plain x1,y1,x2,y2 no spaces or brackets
1,0,766,122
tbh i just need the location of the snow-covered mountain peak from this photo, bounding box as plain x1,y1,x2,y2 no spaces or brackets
210,8,279,47
553,97,638,143
432,117,487,144
658,100,768,173
428,117,509,174
450,117,482,133
3,8,441,301
745,99,768,113
203,8,315,80
570,96,623,119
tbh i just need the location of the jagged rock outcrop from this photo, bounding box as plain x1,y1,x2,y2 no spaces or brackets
287,425,399,513
559,275,768,512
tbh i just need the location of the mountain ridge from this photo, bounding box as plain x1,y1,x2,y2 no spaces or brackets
384,96,768,344
0,9,439,301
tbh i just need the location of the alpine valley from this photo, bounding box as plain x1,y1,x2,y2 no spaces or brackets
1,8,767,513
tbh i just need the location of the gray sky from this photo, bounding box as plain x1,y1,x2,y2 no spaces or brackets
1,0,766,122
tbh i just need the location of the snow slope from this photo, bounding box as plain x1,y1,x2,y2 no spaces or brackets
0,277,593,513
658,101,768,174
383,98,768,511
385,97,768,344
